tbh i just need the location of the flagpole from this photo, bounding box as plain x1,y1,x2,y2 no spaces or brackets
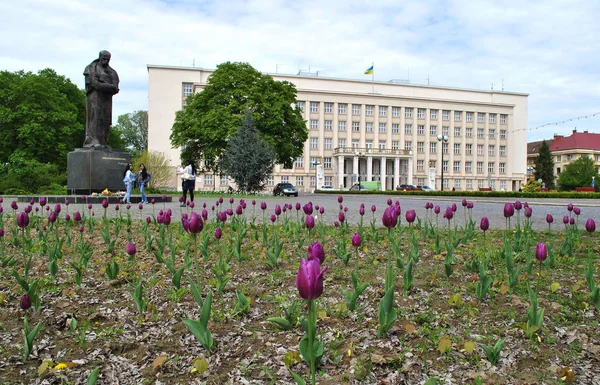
371,62,374,93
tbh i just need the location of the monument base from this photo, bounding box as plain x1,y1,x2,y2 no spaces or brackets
67,148,131,195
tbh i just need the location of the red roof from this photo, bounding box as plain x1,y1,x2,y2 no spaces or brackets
549,131,600,151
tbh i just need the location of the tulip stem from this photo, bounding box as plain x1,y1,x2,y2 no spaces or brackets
308,299,316,385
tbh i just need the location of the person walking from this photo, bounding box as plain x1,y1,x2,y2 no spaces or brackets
123,163,135,204
137,164,152,204
178,160,196,206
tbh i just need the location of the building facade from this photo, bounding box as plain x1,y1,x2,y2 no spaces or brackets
527,130,600,183
148,65,528,192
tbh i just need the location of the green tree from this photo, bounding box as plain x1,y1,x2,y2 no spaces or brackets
522,178,542,193
112,110,148,155
220,112,275,193
533,140,555,189
0,69,86,168
170,62,307,169
557,156,599,191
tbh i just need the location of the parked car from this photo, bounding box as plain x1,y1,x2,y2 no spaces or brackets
318,185,337,191
273,182,298,197
417,185,433,192
396,184,417,191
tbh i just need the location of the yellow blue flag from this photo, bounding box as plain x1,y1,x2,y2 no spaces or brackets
364,65,374,75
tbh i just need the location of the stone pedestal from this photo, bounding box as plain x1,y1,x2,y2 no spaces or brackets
67,148,130,195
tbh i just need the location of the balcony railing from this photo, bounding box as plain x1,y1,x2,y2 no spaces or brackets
332,147,410,156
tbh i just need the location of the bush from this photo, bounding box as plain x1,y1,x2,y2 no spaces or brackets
132,150,174,190
522,179,542,193
0,156,66,195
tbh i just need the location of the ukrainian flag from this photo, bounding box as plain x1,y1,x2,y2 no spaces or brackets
364,65,374,75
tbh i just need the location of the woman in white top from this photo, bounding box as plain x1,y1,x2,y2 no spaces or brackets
178,160,196,206
122,163,135,203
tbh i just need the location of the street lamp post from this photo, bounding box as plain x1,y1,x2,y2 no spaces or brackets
437,134,449,191
311,160,321,192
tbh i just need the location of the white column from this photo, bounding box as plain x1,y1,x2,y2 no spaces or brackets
367,156,373,181
380,156,387,191
353,155,359,185
338,156,345,189
408,157,414,185
393,157,400,188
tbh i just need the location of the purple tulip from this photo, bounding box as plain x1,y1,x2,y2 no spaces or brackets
11,201,18,210
338,211,345,223
387,198,393,206
563,215,569,225
17,212,29,229
215,226,222,240
405,209,416,224
359,206,365,216
305,215,315,229
303,203,313,215
382,206,398,228
337,196,343,204
535,242,547,261
115,205,119,211
157,214,164,224
88,203,93,210
371,205,376,213
163,214,171,226
574,207,581,216
351,233,362,248
570,217,575,225
225,208,232,216
252,200,256,206
24,205,32,214
333,221,339,227
451,203,457,212
189,201,195,209
187,212,203,234
318,206,324,215
295,202,301,211
524,207,532,218
0,229,4,237
65,199,70,207
480,217,489,233
201,209,208,221
179,196,185,203
151,199,156,205
467,202,474,209
219,197,224,204
296,258,328,300
586,218,596,233
126,204,131,210
20,294,31,310
126,242,136,256
78,226,84,233
270,214,277,223
567,203,573,212
39,197,46,207
514,200,522,211
218,211,227,223
444,207,454,220
65,214,71,222
546,214,554,224
102,199,109,209
434,205,441,215
503,203,514,218
146,216,152,224
307,241,325,263
236,205,243,215
462,199,467,207
261,202,267,211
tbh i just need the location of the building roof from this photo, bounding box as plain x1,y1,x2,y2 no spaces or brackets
549,130,600,151
527,139,554,155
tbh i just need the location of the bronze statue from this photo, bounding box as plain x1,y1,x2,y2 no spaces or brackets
83,50,119,148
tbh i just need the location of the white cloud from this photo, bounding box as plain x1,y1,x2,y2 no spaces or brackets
1,0,599,140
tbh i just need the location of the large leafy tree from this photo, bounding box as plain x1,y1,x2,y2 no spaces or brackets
0,68,86,168
557,156,599,191
113,110,148,155
220,111,275,193
533,140,555,189
170,62,307,169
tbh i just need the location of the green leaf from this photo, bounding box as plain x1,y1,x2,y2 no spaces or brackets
87,367,100,385
267,317,292,330
188,278,204,309
289,369,307,385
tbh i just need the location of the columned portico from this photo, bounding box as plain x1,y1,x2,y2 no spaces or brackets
333,147,411,191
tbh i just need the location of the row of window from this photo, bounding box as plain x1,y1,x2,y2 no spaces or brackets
310,120,507,138
308,137,507,155
414,160,506,174
298,101,508,124
430,179,509,190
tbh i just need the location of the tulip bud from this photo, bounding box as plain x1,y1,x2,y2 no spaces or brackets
151,199,156,205
387,198,392,206
270,214,277,223
514,200,522,210
563,215,569,224
0,229,4,237
11,200,18,210
503,203,514,218
39,197,46,207
546,214,554,224
480,217,489,233
295,202,301,211
338,211,345,223
567,203,573,212
78,226,84,233
586,218,596,232
434,205,440,215
573,207,581,216
218,211,227,223
351,233,362,248
261,202,267,211
337,196,343,204
382,206,398,228
535,242,547,261
17,212,30,229
252,200,256,206
333,221,339,227
215,226,222,240
236,205,243,215
371,205,376,213
570,217,575,225
524,207,532,218
462,199,467,207
405,209,416,224
219,197,224,204
307,241,325,263
319,207,324,216
451,203,457,212
126,242,136,256
187,212,203,234
102,199,109,209
305,215,315,229
296,258,328,300
20,294,31,310
201,209,208,221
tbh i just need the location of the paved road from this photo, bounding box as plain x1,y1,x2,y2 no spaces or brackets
17,193,598,231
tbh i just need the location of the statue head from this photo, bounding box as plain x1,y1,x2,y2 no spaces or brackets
98,50,111,67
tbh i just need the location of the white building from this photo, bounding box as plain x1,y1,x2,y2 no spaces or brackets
148,65,528,192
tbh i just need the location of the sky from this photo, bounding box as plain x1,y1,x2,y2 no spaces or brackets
1,0,599,141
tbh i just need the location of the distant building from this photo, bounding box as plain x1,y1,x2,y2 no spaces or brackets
147,65,528,192
527,129,600,183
